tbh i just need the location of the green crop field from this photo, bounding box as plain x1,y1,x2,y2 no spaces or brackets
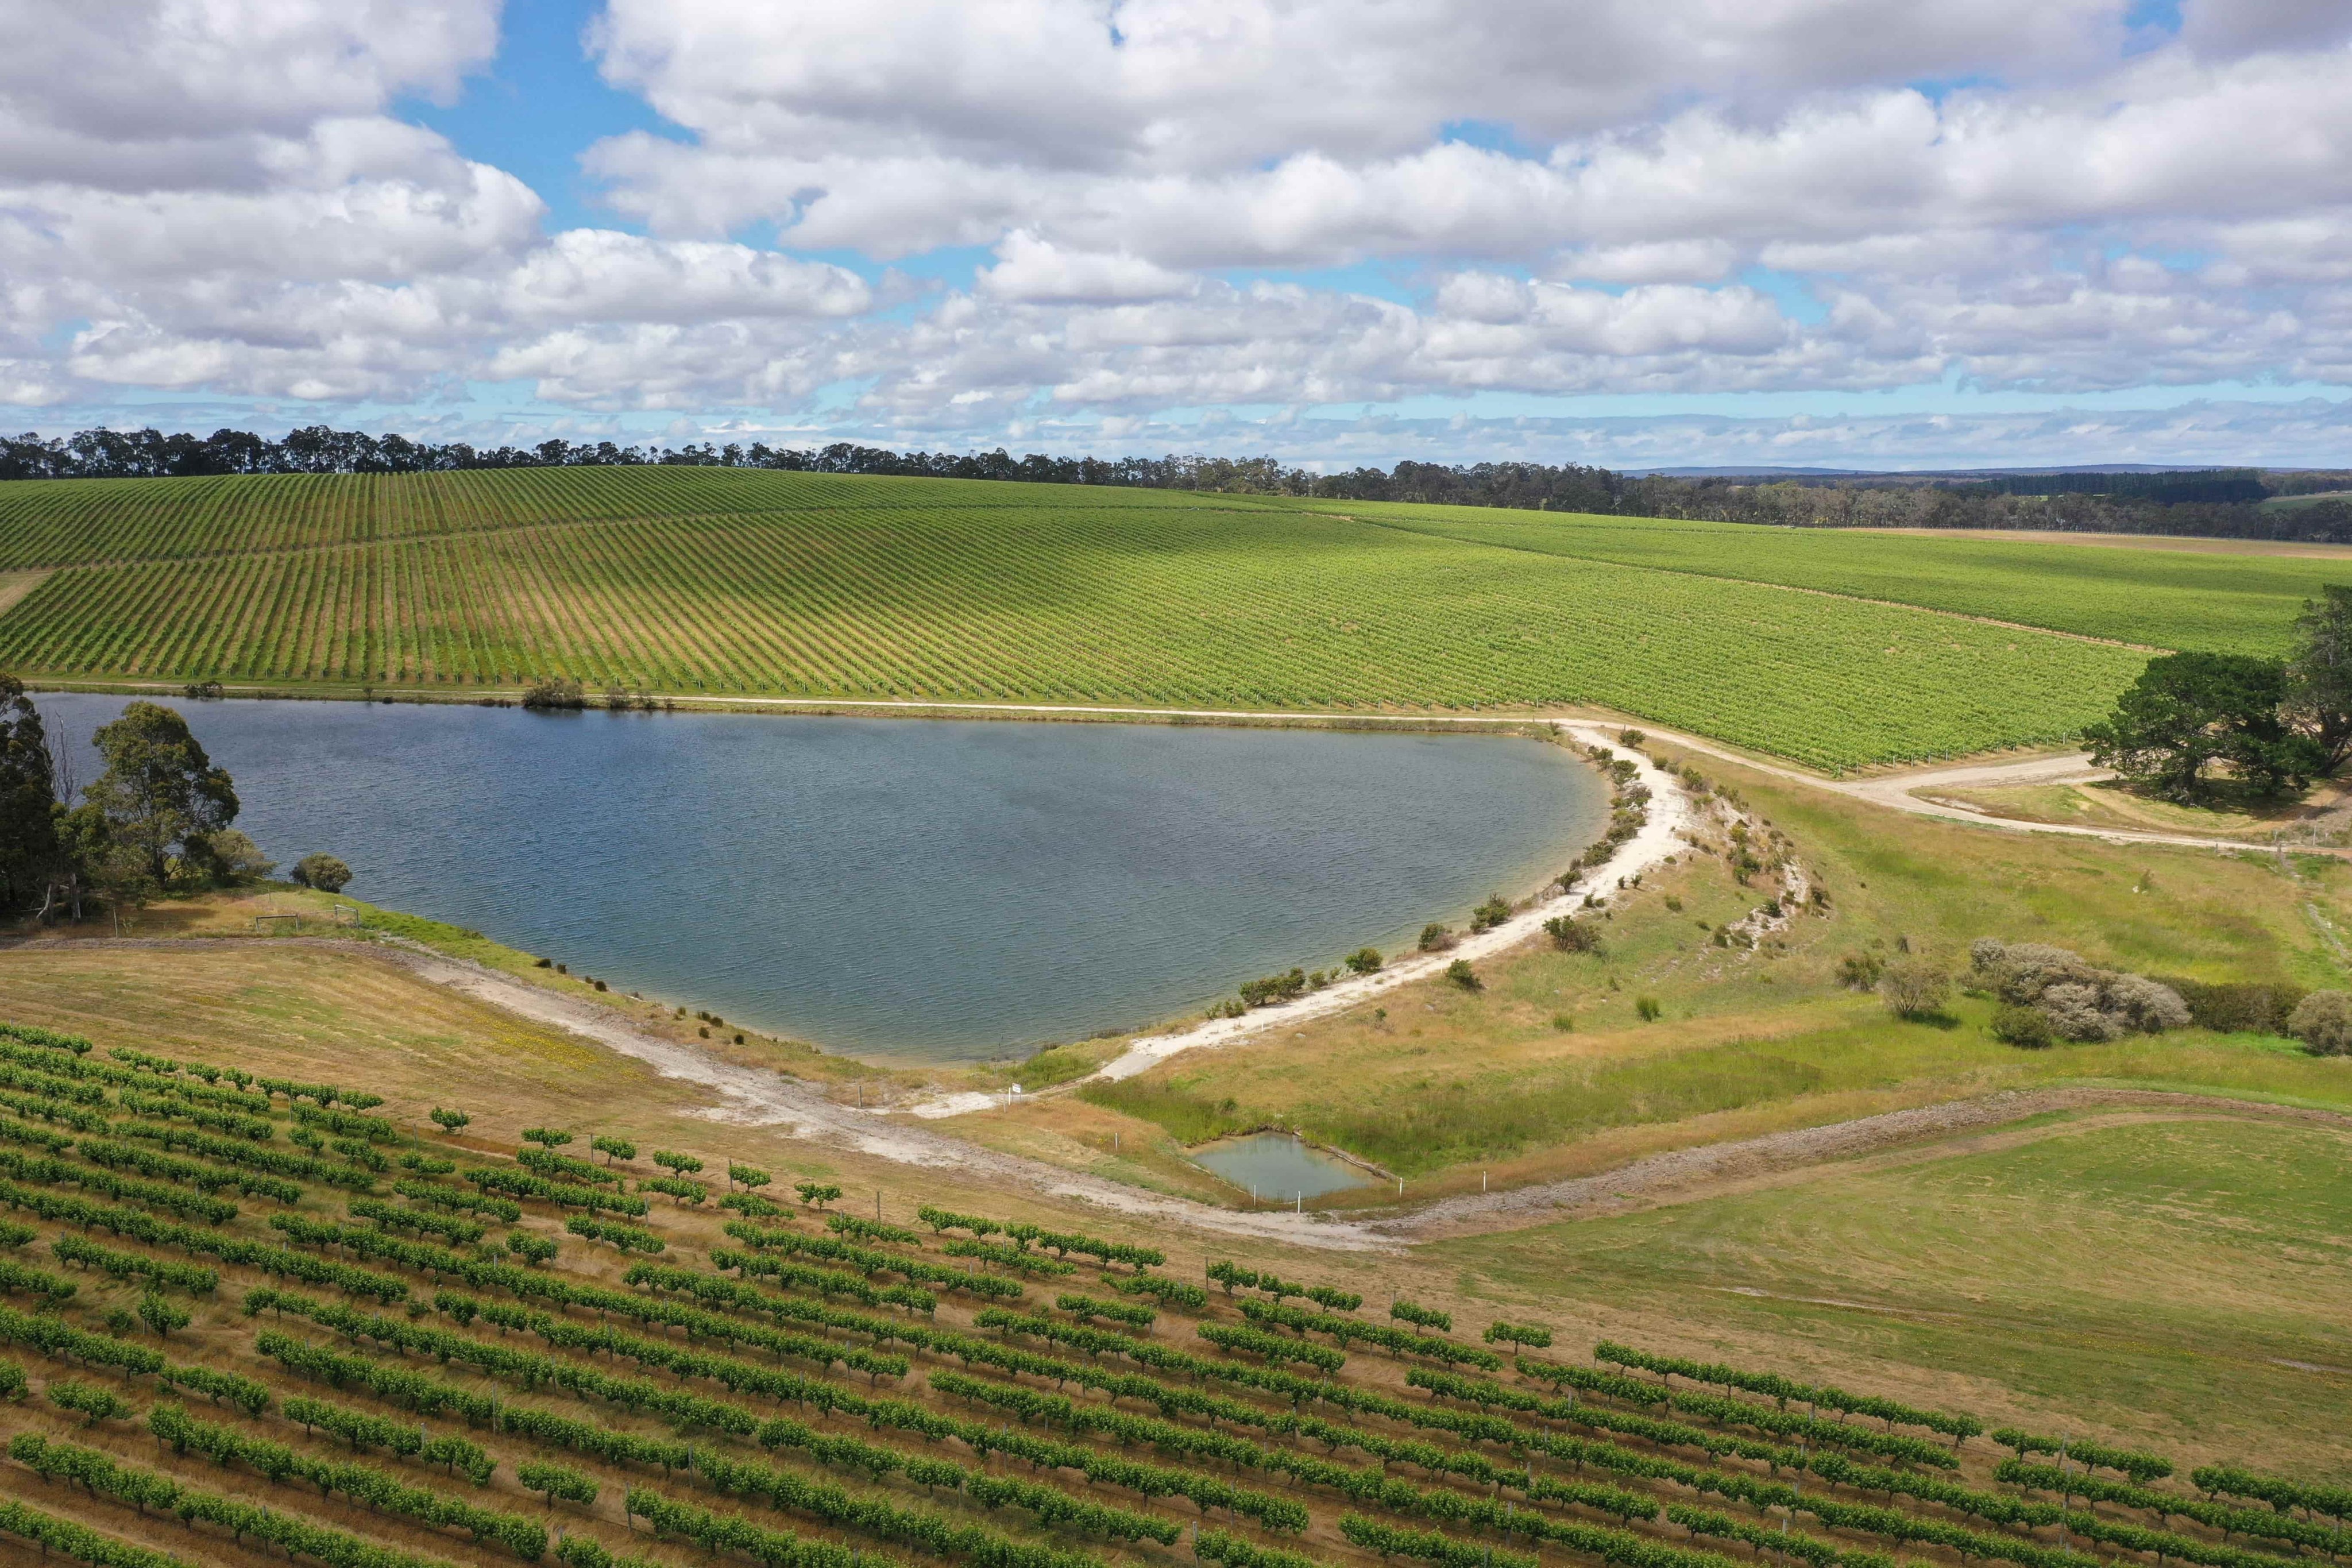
0,467,2332,768
1325,501,2347,656
0,1011,2344,1568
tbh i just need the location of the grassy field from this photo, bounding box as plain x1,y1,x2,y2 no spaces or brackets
1073,739,2352,1194
6,466,2338,766
1332,501,2347,655
1433,1111,2352,1466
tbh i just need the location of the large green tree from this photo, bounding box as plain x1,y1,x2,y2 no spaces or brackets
2083,651,2322,801
2287,584,2352,773
0,675,59,914
83,702,238,885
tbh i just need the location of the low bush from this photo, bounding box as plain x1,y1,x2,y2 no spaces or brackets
2287,990,2352,1056
1418,924,1452,952
521,675,586,710
2158,976,2308,1036
1239,969,1307,1007
1345,948,1383,975
1878,958,1952,1019
291,852,352,893
1990,1005,2056,1049
1469,894,1513,933
1444,960,1480,991
1543,915,1602,953
1836,952,1883,990
1970,939,2189,1041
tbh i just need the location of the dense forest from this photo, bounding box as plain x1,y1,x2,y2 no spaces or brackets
2,424,2346,541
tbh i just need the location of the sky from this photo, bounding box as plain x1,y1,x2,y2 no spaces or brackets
2,0,2349,470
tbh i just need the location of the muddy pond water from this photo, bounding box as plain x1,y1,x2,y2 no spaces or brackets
34,695,1608,1063
1188,1131,1378,1201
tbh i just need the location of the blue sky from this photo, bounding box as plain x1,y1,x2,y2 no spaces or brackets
7,0,2349,468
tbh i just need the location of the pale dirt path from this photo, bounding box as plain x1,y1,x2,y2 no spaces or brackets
371,940,1395,1251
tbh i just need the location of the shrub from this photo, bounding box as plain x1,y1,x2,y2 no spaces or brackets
47,1378,130,1424
522,1127,572,1147
592,1136,636,1164
727,1164,771,1191
2160,976,2309,1036
1444,960,1480,991
1345,948,1382,975
652,1149,702,1175
1878,958,1952,1019
794,1181,842,1208
1836,952,1884,990
291,852,352,893
505,1232,559,1266
1469,894,1513,932
2106,974,2192,1034
2288,990,2352,1056
1634,996,1662,1022
1391,1299,1450,1333
2041,982,2122,1041
1990,1005,2056,1049
1418,924,1453,952
1482,1321,1552,1348
522,676,586,710
137,1293,191,1337
429,1107,470,1134
1238,968,1307,1008
200,829,276,885
519,1459,600,1508
1542,915,1601,953
1971,937,2187,1040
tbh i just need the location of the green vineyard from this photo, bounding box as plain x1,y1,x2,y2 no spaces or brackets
0,1016,2336,1568
0,466,2324,768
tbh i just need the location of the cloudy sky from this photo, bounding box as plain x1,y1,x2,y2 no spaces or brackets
3,0,2349,468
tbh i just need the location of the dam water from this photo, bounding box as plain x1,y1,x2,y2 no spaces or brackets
33,695,1608,1063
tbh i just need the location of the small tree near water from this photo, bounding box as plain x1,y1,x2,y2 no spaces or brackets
522,676,586,710
291,852,351,893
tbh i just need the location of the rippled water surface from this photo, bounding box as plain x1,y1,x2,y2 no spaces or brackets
34,696,1606,1062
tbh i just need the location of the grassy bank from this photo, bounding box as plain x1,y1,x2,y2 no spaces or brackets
1068,741,2352,1195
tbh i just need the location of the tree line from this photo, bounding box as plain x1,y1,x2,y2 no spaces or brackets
6,423,2343,540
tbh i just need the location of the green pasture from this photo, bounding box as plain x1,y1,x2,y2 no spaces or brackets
0,466,2338,765
1434,1115,2352,1467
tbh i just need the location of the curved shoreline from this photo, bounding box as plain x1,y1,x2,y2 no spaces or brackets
903,721,1693,1117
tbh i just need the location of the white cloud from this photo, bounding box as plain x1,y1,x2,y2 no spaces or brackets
0,0,2347,457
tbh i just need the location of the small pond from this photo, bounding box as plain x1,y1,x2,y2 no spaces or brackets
1190,1131,1377,1201
31,694,1608,1063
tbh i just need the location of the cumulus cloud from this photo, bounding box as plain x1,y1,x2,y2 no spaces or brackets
0,0,2346,457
